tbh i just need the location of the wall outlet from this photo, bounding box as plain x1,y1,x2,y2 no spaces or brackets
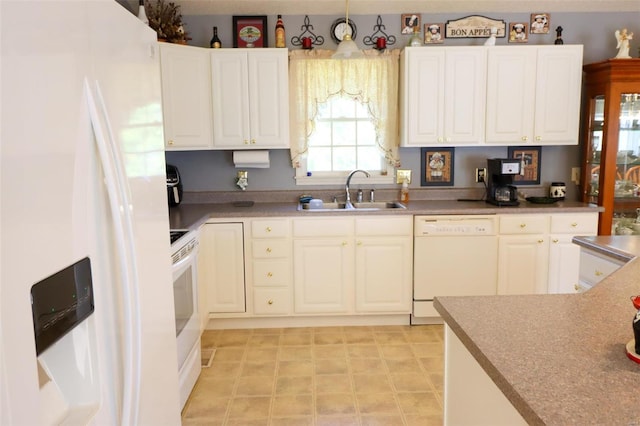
396,169,412,184
475,168,487,183
571,167,581,184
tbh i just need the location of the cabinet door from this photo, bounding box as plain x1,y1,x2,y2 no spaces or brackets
444,48,487,145
247,50,290,148
402,48,445,146
498,235,549,295
293,238,353,313
160,43,213,150
199,223,246,314
533,46,583,145
355,237,412,313
485,47,536,145
211,50,251,148
547,235,581,294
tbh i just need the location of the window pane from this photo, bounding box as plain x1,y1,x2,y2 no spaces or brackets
357,146,381,170
333,147,356,170
333,121,357,146
316,101,330,117
307,147,332,171
355,101,369,117
332,97,356,118
309,121,331,147
357,121,376,146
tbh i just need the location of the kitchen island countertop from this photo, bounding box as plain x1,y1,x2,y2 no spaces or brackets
434,235,640,425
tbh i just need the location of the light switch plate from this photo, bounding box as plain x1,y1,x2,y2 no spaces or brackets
571,167,580,184
396,169,412,184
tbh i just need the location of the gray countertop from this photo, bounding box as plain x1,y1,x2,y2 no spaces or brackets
435,236,640,425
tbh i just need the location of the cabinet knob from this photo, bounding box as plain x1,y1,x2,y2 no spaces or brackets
520,223,527,228
251,139,256,144
537,239,544,243
446,137,451,142
438,137,444,143
574,284,580,291
552,238,559,243
342,241,348,246
595,270,603,276
521,136,528,141
266,247,272,253
267,272,273,277
535,136,542,141
357,241,362,246
266,227,272,232
571,223,578,227
168,140,174,145
244,139,249,144
268,299,274,305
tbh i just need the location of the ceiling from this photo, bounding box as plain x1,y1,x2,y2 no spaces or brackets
175,0,640,15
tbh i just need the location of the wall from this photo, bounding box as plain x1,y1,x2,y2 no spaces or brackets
119,1,639,200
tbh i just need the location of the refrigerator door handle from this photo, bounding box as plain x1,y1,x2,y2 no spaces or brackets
84,78,142,426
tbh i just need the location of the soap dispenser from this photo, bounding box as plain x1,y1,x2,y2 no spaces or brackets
400,178,410,203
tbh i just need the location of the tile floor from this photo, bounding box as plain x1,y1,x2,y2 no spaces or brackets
182,324,444,426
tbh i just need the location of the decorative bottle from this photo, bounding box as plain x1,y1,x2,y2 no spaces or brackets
210,27,222,48
137,0,148,25
275,15,286,48
409,26,422,47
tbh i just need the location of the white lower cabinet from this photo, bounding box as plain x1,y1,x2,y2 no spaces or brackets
199,222,246,314
578,248,625,292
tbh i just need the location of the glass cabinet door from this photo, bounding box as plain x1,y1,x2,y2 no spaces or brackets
585,96,604,204
613,93,640,235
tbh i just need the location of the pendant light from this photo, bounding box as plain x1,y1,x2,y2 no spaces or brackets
333,0,363,59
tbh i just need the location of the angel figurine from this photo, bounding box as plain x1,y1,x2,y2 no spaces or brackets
614,28,633,59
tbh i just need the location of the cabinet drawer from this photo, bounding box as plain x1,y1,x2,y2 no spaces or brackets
252,260,290,286
356,216,413,236
253,287,291,315
579,251,623,286
499,215,549,234
251,219,290,238
550,213,598,234
293,218,353,237
252,239,290,258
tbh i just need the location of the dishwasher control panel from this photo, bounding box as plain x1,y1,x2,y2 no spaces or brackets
414,215,497,236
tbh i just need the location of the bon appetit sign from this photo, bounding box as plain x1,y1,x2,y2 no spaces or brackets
445,15,506,38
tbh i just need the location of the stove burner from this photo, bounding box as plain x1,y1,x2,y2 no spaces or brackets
170,230,188,245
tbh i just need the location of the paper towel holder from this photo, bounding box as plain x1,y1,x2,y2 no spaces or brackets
233,150,270,168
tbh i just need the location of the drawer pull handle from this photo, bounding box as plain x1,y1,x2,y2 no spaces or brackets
595,270,603,276
266,247,272,253
267,272,273,277
520,223,527,228
574,284,580,291
266,227,272,232
268,299,273,305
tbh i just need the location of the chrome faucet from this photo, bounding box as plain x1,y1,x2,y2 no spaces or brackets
345,169,370,209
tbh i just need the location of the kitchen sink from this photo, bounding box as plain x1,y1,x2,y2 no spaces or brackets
298,201,407,211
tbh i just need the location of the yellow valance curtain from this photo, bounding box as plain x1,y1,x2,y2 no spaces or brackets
288,49,401,169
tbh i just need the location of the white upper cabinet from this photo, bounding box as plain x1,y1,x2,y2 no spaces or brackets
485,45,583,145
211,49,290,149
159,43,214,150
401,47,487,146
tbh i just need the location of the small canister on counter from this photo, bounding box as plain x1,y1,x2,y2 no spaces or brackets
550,182,566,199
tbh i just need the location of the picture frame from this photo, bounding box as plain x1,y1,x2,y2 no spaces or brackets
401,14,421,35
530,13,550,34
507,146,541,185
232,15,268,48
421,147,454,186
508,22,529,43
424,23,444,44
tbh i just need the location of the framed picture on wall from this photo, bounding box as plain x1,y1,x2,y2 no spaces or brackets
508,22,529,43
421,147,454,186
424,23,444,44
508,146,541,185
530,13,550,34
401,14,420,34
233,15,268,48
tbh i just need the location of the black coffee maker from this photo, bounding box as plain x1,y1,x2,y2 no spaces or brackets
486,158,521,206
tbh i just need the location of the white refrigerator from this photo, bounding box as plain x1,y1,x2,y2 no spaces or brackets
1,1,182,425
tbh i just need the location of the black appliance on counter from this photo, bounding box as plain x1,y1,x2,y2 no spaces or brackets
486,158,521,206
166,164,183,206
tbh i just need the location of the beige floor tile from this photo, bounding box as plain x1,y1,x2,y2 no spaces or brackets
200,330,221,348
216,333,251,347
247,334,281,346
278,359,314,376
235,375,274,396
245,347,279,361
356,393,401,414
396,392,442,415
281,327,312,335
411,342,444,357
192,376,236,398
280,333,313,346
312,326,344,334
405,413,443,426
390,373,432,392
313,344,347,359
360,414,405,425
314,333,344,345
271,394,314,417
418,357,444,373
315,415,360,426
213,347,246,362
315,357,349,375
275,375,313,395
384,358,421,374
346,344,380,358
181,417,225,426
374,331,408,345
315,393,357,416
182,395,230,419
270,416,314,426
203,361,241,379
241,360,277,377
349,357,385,374
427,372,443,392
379,344,415,360
225,418,269,426
353,374,393,394
279,345,313,360
343,331,376,344
227,396,271,419
252,327,283,335
315,373,352,394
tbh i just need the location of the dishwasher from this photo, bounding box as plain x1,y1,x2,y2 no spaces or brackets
412,215,498,324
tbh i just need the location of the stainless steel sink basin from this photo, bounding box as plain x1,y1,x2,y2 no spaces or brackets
298,201,406,211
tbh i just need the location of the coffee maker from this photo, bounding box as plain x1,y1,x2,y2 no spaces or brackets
486,158,521,206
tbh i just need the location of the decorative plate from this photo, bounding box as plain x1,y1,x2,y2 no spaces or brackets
525,196,560,204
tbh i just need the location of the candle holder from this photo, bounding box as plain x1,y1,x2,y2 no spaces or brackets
363,15,396,50
290,15,325,48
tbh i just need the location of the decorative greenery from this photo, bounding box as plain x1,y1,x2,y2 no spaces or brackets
145,0,190,43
